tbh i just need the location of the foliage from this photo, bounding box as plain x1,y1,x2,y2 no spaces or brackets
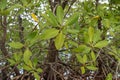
0,0,120,80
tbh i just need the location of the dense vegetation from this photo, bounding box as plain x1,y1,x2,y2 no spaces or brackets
0,0,120,80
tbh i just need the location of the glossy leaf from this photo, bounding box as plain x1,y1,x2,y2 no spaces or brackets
55,31,65,50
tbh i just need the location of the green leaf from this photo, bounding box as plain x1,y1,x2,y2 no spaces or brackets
86,66,98,70
47,11,58,27
73,45,90,53
23,64,32,71
110,0,120,4
8,42,24,49
0,0,7,10
33,58,38,67
26,0,31,3
83,54,87,63
65,13,79,26
81,66,85,74
76,54,83,64
47,10,58,26
55,31,65,50
68,40,78,47
23,48,32,64
13,53,22,61
91,51,96,61
42,14,56,26
33,72,40,80
67,29,79,34
103,19,110,28
84,32,89,43
88,27,94,42
75,21,80,30
56,6,64,24
29,34,40,47
27,31,37,40
27,60,33,68
21,0,28,6
0,4,22,15
93,30,101,42
94,40,108,48
64,42,68,49
40,28,59,40
105,73,112,80
37,68,43,73
7,59,16,66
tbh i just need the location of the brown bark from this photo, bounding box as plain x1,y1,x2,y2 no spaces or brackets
18,15,24,52
43,0,63,80
43,0,77,80
44,0,60,80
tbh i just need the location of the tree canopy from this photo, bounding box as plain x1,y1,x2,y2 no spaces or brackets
0,0,120,80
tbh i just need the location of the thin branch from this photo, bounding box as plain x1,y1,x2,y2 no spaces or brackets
18,15,25,52
64,0,77,18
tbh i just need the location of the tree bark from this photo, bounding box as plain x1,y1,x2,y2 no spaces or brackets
43,0,76,80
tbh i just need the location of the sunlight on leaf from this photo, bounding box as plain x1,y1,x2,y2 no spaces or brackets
31,13,39,22
81,66,85,74
55,31,65,50
40,28,59,40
